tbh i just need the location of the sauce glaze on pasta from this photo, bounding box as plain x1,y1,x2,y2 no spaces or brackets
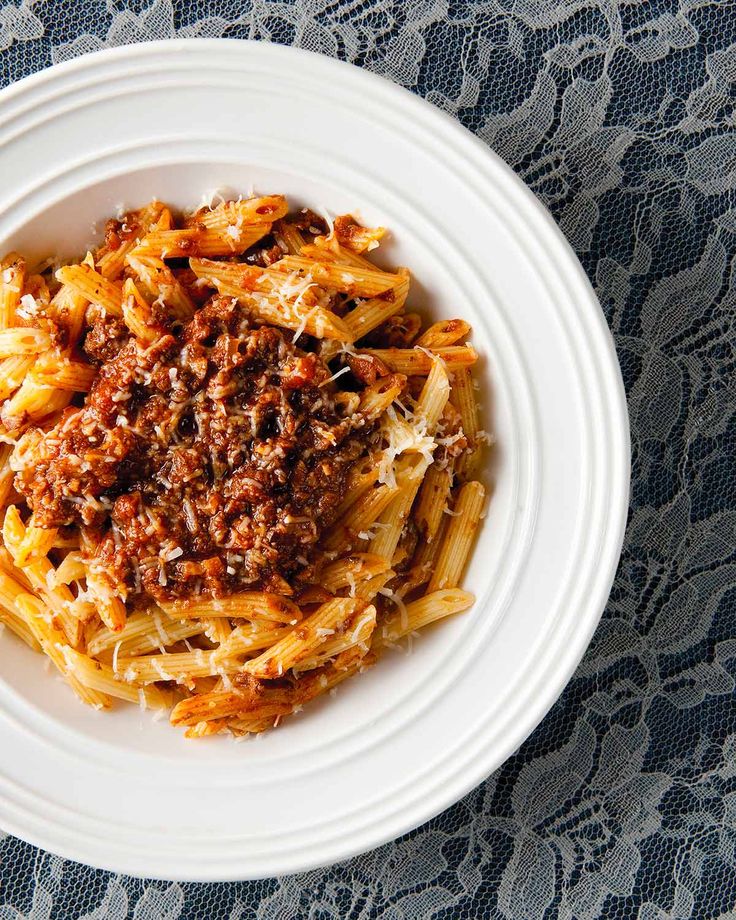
0,195,489,737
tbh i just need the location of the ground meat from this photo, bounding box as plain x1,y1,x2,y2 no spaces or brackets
15,296,376,602
83,310,131,364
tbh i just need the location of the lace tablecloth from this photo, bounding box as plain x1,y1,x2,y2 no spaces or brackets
1,2,735,918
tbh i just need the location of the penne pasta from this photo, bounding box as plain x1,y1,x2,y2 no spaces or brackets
360,345,478,375
451,368,482,481
170,682,293,727
113,649,239,685
358,374,406,422
121,276,162,343
61,645,171,709
0,354,36,401
88,609,206,658
126,254,195,321
379,589,475,643
242,597,364,679
318,553,391,595
3,506,82,648
31,353,97,392
428,481,486,592
368,456,430,562
0,196,487,738
268,255,405,299
15,593,110,708
0,327,50,357
295,604,377,672
343,272,410,341
56,263,123,316
416,319,472,349
189,257,353,342
132,225,271,259
323,481,400,551
159,592,302,625
186,195,288,231
0,253,24,329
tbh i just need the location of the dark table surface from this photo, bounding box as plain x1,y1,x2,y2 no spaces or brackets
1,2,736,918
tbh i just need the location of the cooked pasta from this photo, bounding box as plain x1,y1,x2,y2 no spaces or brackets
0,194,490,737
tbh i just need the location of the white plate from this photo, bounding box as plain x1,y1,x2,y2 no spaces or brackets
0,40,629,880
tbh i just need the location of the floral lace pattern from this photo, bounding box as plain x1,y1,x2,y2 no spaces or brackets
2,1,736,917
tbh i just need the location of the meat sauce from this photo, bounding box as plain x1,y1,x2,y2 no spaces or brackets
14,296,375,602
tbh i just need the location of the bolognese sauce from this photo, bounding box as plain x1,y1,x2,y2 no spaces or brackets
14,296,378,602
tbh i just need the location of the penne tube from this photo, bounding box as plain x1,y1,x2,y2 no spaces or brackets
80,533,127,634
113,649,240,685
343,272,410,340
0,571,40,650
15,593,111,708
204,617,232,646
49,285,88,348
171,683,293,727
31,355,97,392
0,253,24,328
132,225,271,259
368,457,430,562
273,222,304,255
1,377,72,430
428,481,486,592
333,454,382,519
13,515,57,567
318,553,391,595
413,464,453,550
415,356,451,432
358,374,406,422
301,240,377,269
121,277,163,343
379,589,475,643
242,597,364,679
0,443,15,510
60,645,171,709
56,264,123,316
126,255,195,321
416,319,472,349
360,345,477,375
294,604,376,672
95,200,166,280
88,608,206,658
189,257,353,342
185,718,230,738
159,592,302,625
294,652,377,705
268,256,404,299
0,327,50,357
0,354,35,400
323,482,400,551
186,195,288,230
226,713,285,736
51,551,86,586
219,623,291,658
354,570,395,602
3,506,82,647
451,368,482,481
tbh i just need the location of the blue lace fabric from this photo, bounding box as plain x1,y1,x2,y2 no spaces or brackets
2,2,736,918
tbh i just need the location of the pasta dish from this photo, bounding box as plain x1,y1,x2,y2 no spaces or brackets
0,195,488,738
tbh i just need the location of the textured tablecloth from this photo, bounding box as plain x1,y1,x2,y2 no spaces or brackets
1,2,736,918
